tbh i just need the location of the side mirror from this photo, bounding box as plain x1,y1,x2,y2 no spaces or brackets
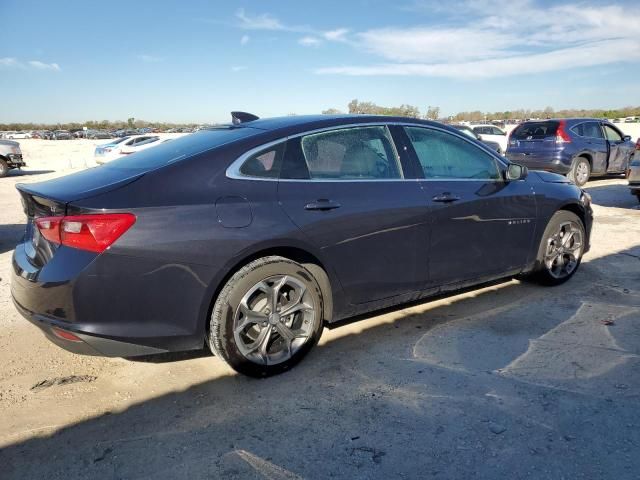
506,163,528,181
623,135,632,142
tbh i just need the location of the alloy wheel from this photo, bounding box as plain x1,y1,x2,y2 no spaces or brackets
575,161,589,185
543,221,583,279
233,275,317,365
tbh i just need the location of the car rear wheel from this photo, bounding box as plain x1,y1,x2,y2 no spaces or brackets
0,159,9,178
530,211,585,286
567,156,590,187
208,256,325,377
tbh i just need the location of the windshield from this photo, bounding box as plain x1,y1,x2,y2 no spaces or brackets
104,127,259,170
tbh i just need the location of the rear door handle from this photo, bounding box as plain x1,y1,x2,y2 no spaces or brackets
432,193,461,203
304,199,342,211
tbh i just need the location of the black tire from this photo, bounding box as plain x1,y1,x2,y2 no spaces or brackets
530,210,585,286
567,156,590,187
208,256,325,377
0,159,9,178
636,193,640,203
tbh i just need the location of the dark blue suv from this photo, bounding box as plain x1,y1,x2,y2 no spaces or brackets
506,119,635,186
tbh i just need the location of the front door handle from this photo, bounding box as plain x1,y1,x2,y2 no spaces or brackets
432,193,461,203
304,199,342,211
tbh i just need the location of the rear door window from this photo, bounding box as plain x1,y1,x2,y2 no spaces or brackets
300,126,402,180
512,122,559,140
572,122,603,139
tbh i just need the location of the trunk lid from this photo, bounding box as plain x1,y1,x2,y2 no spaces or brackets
508,121,560,152
16,167,145,267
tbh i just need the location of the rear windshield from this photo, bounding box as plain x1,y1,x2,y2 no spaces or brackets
103,127,258,170
511,121,559,140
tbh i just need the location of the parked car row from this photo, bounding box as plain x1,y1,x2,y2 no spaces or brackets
1,126,200,140
1,131,31,139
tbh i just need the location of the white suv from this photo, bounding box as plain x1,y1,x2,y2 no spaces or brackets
471,125,508,152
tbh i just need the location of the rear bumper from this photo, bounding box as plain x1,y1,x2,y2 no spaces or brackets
506,152,571,174
11,242,211,357
13,297,167,356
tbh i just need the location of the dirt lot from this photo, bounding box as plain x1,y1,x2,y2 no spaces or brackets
1,140,639,479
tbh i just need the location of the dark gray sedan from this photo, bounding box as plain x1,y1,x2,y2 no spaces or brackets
12,113,593,376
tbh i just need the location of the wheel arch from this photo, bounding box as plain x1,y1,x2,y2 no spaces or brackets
575,152,593,167
200,243,338,342
558,201,587,229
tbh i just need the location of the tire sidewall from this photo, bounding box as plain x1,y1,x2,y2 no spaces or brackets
209,257,324,377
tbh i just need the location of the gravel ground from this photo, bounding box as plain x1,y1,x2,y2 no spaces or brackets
0,140,639,479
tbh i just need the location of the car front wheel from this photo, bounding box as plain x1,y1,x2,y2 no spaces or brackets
531,211,585,286
209,256,325,377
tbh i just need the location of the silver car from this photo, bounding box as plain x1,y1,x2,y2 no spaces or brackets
628,144,640,202
0,140,25,177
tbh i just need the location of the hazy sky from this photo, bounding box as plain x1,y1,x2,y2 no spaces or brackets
1,0,639,123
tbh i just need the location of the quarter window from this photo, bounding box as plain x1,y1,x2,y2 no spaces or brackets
239,143,285,178
405,127,501,180
300,126,401,180
572,122,603,139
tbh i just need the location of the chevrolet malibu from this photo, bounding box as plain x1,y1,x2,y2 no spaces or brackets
12,114,593,377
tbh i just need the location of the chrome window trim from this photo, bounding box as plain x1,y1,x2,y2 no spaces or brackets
226,121,509,182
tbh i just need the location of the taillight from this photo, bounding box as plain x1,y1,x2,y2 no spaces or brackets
555,120,572,143
635,139,640,150
35,213,136,253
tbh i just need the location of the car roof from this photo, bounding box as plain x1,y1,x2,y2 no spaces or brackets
520,118,605,123
227,114,442,137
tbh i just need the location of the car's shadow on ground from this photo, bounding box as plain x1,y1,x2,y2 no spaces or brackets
585,181,639,209
2,247,639,479
0,224,25,255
